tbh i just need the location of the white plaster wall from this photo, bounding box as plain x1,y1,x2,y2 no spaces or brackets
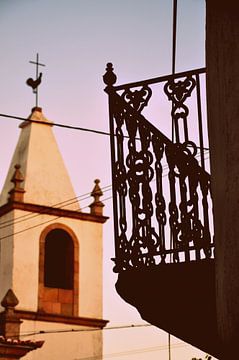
20,320,103,360
78,221,103,318
24,121,79,209
12,209,41,311
0,211,14,306
9,211,103,319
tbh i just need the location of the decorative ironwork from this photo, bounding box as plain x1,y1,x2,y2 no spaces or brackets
164,76,196,143
121,85,152,113
165,142,212,262
104,64,213,272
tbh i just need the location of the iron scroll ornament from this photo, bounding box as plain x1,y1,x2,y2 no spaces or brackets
121,85,152,113
164,76,196,144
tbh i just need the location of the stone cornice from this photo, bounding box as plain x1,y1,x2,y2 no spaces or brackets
15,310,109,328
0,201,108,224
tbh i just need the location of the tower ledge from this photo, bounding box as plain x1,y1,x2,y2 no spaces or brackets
0,201,109,224
20,107,53,128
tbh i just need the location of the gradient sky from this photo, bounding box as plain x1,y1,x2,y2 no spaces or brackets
0,1,211,359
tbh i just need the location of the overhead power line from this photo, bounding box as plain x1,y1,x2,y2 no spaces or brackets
21,323,152,337
0,112,210,151
0,196,94,230
0,154,210,238
0,185,112,229
172,0,178,75
0,162,172,232
0,113,111,136
18,323,188,360
75,342,187,360
0,195,112,242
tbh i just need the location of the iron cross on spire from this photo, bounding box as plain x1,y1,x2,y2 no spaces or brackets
26,53,46,107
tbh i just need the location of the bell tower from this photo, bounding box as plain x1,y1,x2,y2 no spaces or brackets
0,107,108,360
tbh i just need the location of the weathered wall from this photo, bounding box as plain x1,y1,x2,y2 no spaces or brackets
21,320,103,360
206,1,239,357
0,212,14,302
10,209,103,319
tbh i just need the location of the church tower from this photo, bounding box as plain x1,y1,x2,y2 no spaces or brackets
0,106,108,360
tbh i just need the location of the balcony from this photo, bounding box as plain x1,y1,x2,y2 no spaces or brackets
104,64,220,358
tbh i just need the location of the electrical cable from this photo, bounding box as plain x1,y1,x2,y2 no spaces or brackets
0,150,209,232
0,188,109,226
74,342,187,360
0,161,172,230
0,112,210,152
0,113,111,136
6,322,190,359
0,185,112,230
169,15,177,360
172,0,178,75
0,196,93,230
17,322,188,360
0,195,112,242
0,154,210,239
21,323,152,337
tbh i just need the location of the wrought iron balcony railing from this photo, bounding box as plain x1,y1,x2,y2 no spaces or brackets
103,64,214,272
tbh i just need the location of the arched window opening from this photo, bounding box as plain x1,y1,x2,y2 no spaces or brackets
44,229,74,289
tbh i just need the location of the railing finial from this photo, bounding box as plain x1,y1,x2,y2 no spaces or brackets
103,63,117,87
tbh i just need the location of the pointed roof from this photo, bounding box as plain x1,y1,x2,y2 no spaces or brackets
0,107,79,210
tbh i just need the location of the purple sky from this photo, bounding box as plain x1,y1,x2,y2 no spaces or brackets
0,1,210,359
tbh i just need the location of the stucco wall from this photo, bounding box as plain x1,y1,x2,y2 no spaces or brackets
21,320,103,360
0,212,14,304
3,209,103,319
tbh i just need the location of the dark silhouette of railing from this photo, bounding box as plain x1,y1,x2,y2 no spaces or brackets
104,63,214,272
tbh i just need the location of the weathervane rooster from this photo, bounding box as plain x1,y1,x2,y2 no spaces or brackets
26,72,42,93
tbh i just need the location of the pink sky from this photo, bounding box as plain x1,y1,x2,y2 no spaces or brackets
0,1,212,359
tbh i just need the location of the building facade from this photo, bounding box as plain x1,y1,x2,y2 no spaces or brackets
0,107,108,359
